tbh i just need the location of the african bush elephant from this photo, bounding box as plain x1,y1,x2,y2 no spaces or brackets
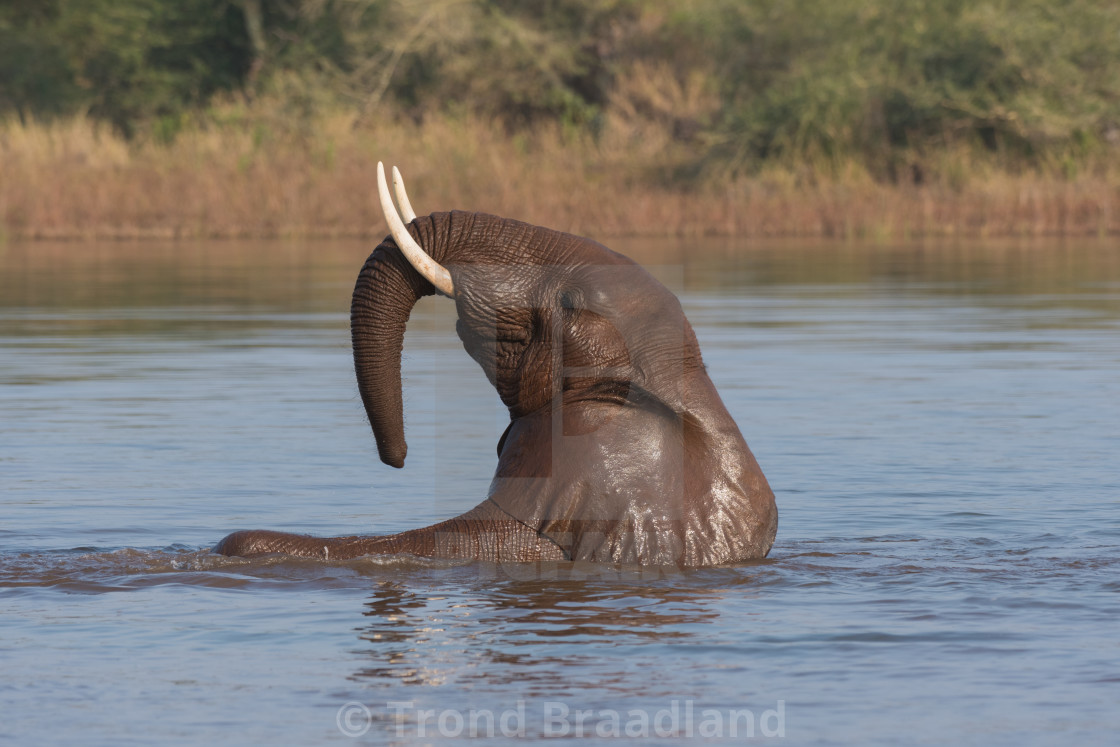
215,163,776,567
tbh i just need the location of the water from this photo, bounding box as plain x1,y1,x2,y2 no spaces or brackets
1,239,1118,745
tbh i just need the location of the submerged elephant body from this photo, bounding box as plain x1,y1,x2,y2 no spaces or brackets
216,167,776,567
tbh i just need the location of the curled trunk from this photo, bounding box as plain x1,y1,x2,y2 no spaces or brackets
350,230,435,467
351,212,474,466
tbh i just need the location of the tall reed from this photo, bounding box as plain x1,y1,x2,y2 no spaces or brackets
2,110,1117,240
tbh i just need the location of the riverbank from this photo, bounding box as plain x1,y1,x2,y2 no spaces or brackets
3,114,1117,240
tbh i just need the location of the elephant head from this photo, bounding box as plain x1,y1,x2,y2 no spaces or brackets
345,164,777,566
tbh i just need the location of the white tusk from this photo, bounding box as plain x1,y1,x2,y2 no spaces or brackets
376,162,454,297
392,166,417,222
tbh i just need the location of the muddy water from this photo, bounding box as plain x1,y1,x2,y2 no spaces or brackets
1,239,1118,745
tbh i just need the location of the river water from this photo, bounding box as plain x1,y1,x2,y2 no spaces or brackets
1,238,1118,745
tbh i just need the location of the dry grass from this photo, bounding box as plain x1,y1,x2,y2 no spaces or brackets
2,109,1118,240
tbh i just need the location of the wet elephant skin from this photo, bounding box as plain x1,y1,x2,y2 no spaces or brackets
215,211,777,567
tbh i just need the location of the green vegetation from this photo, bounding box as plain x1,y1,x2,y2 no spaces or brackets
4,0,1119,179
2,1,1118,238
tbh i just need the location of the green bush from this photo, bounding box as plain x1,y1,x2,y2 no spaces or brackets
696,0,1120,176
1,0,251,136
2,0,1117,179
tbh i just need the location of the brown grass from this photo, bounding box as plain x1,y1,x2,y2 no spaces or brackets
2,108,1118,240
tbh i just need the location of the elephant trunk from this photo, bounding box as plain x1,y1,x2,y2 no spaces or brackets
351,231,438,468
352,210,530,466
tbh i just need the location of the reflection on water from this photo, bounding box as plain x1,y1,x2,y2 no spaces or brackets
2,238,1119,744
353,573,729,690
5,238,1120,315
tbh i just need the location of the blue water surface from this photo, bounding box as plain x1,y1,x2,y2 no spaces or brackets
1,239,1118,745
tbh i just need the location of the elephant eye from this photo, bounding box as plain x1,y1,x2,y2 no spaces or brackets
559,289,583,311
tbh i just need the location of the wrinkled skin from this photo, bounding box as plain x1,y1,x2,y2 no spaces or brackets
215,212,777,567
